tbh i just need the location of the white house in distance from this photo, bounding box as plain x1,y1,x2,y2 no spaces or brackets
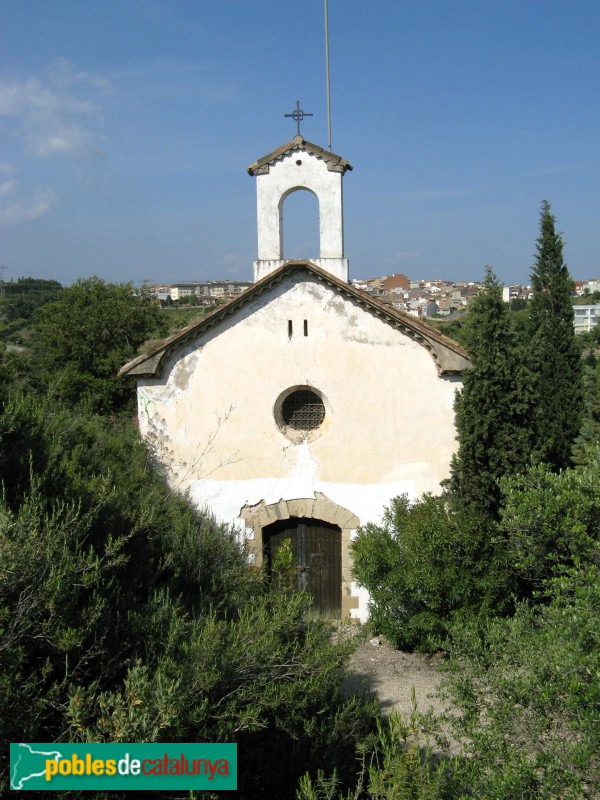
573,304,600,334
121,133,470,621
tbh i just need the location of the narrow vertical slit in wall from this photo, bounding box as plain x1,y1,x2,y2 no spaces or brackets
288,319,293,338
304,319,308,337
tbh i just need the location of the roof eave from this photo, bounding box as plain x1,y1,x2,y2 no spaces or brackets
119,260,471,379
247,136,352,176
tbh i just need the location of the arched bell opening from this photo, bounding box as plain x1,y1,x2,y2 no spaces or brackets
279,186,320,261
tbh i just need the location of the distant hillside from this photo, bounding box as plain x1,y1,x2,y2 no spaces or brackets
0,277,63,344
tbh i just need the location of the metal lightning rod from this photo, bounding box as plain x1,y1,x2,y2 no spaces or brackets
324,0,332,151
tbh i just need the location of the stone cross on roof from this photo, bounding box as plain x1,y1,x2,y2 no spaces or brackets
284,100,313,136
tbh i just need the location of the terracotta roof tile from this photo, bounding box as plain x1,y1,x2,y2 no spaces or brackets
247,135,352,176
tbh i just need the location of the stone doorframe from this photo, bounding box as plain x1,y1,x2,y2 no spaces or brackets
240,492,360,619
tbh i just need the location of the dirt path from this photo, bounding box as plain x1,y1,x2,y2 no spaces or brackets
342,634,464,755
343,635,449,719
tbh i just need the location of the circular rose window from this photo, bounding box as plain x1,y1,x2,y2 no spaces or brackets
281,389,325,430
274,387,329,442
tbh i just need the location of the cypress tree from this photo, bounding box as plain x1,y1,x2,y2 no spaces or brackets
526,201,583,470
448,267,531,517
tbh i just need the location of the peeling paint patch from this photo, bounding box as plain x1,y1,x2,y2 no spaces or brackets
173,350,201,391
304,281,327,303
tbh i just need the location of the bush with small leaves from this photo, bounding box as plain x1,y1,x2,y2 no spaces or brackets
351,494,507,651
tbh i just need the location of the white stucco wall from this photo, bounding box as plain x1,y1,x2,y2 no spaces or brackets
137,275,461,545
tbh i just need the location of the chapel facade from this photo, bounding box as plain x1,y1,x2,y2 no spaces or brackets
121,134,470,621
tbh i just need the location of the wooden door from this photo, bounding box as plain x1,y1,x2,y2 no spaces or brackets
263,517,341,615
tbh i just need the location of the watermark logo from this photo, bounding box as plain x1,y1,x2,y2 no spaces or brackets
10,743,237,791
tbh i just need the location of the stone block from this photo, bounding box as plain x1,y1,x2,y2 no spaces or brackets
287,499,311,518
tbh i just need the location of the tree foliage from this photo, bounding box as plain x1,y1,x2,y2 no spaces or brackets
0,393,245,740
0,275,381,798
2,203,596,798
0,277,62,324
527,201,583,470
31,276,166,413
448,266,531,517
448,205,583,514
346,202,599,798
572,359,600,465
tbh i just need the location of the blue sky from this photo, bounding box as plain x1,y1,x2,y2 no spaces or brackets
1,1,599,286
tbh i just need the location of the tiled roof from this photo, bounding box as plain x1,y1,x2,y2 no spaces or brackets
247,135,352,176
119,260,471,378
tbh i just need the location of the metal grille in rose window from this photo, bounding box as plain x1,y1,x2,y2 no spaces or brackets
282,390,325,430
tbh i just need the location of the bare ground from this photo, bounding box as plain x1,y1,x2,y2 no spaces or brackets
342,633,463,755
343,634,448,718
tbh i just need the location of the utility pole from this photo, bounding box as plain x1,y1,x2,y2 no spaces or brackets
324,0,332,151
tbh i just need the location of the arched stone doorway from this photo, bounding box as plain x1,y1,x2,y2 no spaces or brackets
263,517,341,615
239,493,360,619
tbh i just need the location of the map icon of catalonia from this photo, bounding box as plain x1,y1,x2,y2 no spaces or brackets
11,743,63,790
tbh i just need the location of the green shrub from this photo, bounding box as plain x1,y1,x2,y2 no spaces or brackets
500,451,600,592
441,563,600,799
351,494,507,651
297,709,463,800
0,391,377,798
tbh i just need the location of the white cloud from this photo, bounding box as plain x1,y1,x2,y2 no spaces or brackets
0,182,57,226
47,58,112,93
0,180,17,198
33,125,103,158
105,59,240,104
0,61,108,159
